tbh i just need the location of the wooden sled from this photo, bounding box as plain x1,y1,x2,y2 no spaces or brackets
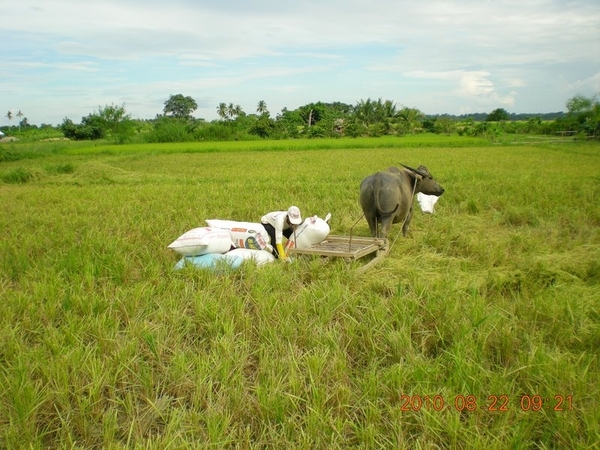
287,235,389,273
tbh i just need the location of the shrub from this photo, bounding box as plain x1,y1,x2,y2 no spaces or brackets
60,118,104,141
305,125,326,138
2,167,36,183
0,148,19,162
193,122,235,141
249,117,276,138
45,163,75,175
145,118,194,143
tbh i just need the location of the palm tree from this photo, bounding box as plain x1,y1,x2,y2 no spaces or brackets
227,103,236,120
355,98,376,127
397,107,424,134
233,104,243,118
217,103,228,120
374,97,385,122
381,100,397,134
17,110,23,131
226,103,243,120
382,100,397,120
6,111,12,130
257,100,268,117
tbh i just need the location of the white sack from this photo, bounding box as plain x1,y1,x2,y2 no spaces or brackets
226,248,276,266
417,193,440,214
286,213,331,250
205,219,272,251
168,227,232,256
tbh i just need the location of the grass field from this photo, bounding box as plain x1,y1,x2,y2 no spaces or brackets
1,136,599,449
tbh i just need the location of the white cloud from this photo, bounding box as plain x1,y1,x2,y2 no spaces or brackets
403,70,517,112
456,72,494,97
568,72,600,93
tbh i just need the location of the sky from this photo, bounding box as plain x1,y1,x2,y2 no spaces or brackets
2,0,600,126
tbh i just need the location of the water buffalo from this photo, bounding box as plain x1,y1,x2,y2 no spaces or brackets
359,164,445,238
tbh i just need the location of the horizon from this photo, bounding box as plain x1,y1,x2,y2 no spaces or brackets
1,103,568,129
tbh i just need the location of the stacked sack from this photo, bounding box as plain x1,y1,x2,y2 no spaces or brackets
168,213,332,270
205,219,273,252
168,226,275,270
168,227,232,257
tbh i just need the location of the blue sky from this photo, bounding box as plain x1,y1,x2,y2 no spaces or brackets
2,0,599,126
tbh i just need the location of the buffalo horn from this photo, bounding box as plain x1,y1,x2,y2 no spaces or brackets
400,164,428,177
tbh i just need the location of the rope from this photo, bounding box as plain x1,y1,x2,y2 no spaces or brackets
388,176,418,252
348,213,365,252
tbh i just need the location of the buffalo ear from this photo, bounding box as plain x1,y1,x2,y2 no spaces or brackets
417,165,431,176
401,163,428,178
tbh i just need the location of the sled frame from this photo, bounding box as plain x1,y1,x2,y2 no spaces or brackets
287,235,389,273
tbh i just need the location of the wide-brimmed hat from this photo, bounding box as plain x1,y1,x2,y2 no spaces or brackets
287,206,302,225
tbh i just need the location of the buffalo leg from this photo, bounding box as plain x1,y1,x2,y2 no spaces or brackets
401,207,414,236
380,215,394,239
365,214,378,237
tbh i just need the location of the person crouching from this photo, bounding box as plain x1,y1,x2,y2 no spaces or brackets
260,206,302,259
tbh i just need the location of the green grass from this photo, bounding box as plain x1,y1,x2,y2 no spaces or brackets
1,137,599,448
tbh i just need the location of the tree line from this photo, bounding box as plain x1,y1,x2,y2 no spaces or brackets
3,94,598,143
136,93,600,143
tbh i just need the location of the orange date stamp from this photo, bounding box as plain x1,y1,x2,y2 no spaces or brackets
400,394,573,412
